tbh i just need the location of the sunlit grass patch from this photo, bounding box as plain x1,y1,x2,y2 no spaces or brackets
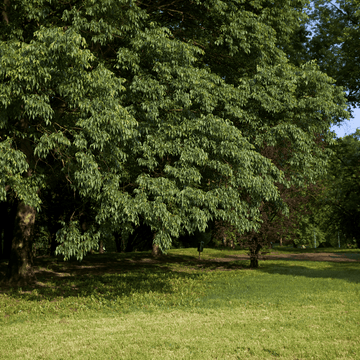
0,248,359,359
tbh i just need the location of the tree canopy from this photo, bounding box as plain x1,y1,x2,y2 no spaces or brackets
301,0,360,121
318,130,360,247
0,0,351,283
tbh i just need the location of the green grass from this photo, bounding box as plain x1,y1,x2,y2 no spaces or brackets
0,247,360,359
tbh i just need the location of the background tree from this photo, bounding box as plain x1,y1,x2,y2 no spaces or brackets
211,133,330,266
304,0,360,122
274,174,330,248
316,129,360,247
283,129,360,249
262,0,360,249
0,0,351,285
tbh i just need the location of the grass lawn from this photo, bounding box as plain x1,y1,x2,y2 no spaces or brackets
0,246,359,359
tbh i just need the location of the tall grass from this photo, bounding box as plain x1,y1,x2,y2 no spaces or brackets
0,247,359,359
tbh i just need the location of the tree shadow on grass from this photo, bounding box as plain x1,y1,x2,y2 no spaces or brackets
0,252,252,300
0,251,359,303
256,260,360,285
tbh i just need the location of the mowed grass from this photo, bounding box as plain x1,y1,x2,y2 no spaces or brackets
0,247,359,359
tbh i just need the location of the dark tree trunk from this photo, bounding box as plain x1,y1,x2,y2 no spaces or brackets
2,200,37,286
249,238,262,268
249,256,258,268
114,232,122,252
2,112,40,285
124,232,134,253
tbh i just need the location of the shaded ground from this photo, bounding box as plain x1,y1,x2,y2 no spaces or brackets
250,251,360,262
0,251,359,295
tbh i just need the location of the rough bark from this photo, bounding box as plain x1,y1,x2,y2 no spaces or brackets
2,107,39,285
99,239,104,254
248,239,262,268
152,243,161,257
152,232,161,257
2,196,37,286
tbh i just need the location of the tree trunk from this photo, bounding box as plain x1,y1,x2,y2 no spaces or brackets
114,232,122,252
2,199,37,286
152,233,161,258
280,237,283,246
249,239,262,268
2,111,40,285
99,239,104,254
249,255,259,268
152,243,161,257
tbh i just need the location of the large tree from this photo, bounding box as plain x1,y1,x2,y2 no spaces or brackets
0,0,350,284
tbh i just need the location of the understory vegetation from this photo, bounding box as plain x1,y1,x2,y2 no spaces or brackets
1,247,359,359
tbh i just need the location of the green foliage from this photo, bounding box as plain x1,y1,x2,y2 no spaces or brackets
313,130,360,248
271,0,360,249
0,0,351,264
304,0,360,119
0,138,45,211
